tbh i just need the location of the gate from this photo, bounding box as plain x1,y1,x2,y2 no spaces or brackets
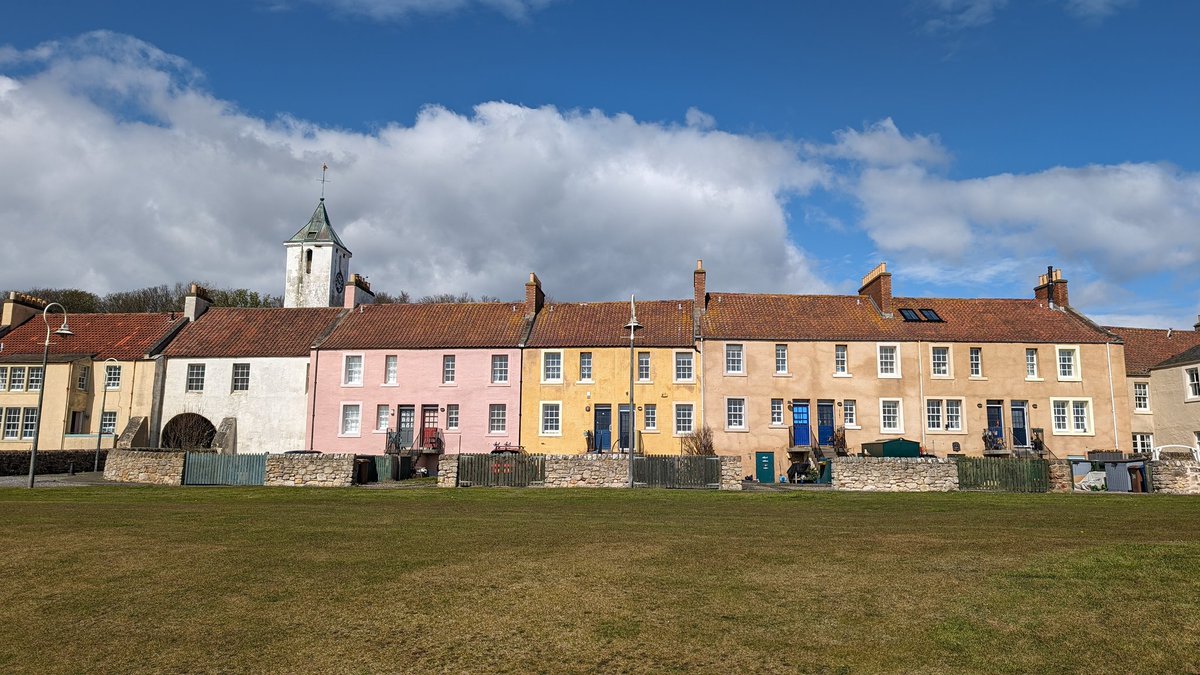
183,453,267,486
956,457,1049,493
457,454,546,487
635,456,721,489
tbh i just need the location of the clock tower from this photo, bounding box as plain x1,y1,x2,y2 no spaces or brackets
283,198,352,308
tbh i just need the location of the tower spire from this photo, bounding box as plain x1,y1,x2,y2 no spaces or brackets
318,163,330,200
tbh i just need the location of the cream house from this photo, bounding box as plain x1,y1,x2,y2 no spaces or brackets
1107,324,1200,454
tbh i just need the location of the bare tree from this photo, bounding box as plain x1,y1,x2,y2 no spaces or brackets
682,425,716,456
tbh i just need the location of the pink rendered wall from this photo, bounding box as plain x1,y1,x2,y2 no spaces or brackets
307,348,522,455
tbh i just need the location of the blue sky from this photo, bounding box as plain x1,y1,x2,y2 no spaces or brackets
2,0,1198,327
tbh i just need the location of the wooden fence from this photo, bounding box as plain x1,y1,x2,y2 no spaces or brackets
635,456,721,489
457,454,546,487
956,457,1049,493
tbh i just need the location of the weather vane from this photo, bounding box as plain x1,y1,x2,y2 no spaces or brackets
318,163,331,200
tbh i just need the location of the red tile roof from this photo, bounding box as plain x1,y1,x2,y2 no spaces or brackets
527,300,694,348
0,313,185,361
319,303,531,350
163,307,346,358
1105,326,1200,376
701,294,1117,344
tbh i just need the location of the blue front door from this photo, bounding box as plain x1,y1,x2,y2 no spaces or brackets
756,452,775,483
817,402,835,446
986,402,1005,439
594,406,612,451
792,402,810,447
1011,402,1028,447
618,405,631,451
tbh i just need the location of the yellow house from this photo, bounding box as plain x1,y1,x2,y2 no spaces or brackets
0,296,185,452
520,289,698,455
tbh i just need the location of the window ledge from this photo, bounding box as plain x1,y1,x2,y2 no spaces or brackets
931,375,953,380
1025,377,1044,382
486,431,509,436
773,373,792,378
637,380,654,385
576,379,594,385
833,373,852,378
642,430,660,435
969,376,987,381
1050,431,1095,437
724,372,747,377
439,383,457,388
539,432,563,438
488,382,511,387
337,433,362,439
672,379,696,385
877,374,901,379
768,423,787,428
380,383,399,388
1133,410,1152,415
1057,377,1082,383
341,383,364,388
541,380,564,386
844,424,861,430
925,429,967,435
724,428,749,433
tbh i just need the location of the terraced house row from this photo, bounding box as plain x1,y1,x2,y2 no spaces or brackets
2,199,1195,477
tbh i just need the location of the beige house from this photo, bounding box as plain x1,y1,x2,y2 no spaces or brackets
1107,325,1200,454
0,294,185,451
694,263,1130,480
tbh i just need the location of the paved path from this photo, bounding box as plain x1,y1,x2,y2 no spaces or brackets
0,472,119,488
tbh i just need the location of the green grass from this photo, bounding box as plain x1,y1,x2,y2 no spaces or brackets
1,488,1198,674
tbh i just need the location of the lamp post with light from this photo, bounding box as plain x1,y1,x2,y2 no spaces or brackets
29,303,73,488
94,357,119,473
625,295,641,488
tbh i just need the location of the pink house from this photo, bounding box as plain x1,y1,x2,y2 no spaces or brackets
308,300,534,472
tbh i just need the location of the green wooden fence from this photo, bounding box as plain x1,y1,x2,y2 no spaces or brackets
457,454,546,487
634,456,721,489
956,457,1049,493
183,453,267,486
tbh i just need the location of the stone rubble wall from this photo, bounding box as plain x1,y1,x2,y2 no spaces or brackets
438,454,742,490
718,457,743,491
264,453,355,487
104,450,185,485
1047,460,1073,493
437,454,458,488
832,456,959,492
1150,459,1200,494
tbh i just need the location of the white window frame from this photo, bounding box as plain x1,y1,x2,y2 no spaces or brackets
339,403,362,437
9,367,25,392
725,398,747,431
578,352,593,382
644,404,657,432
876,343,901,379
3,407,19,439
185,364,205,392
100,411,118,435
488,404,507,434
491,354,509,384
342,354,364,387
1056,345,1081,382
930,345,952,378
969,347,983,378
1132,433,1153,454
879,398,904,434
770,399,784,427
0,366,7,391
637,351,651,382
1049,397,1094,436
1025,348,1041,381
1185,367,1200,401
384,355,398,385
105,364,122,390
375,404,390,433
542,351,564,384
843,399,858,428
21,408,37,439
442,354,456,385
77,365,90,391
924,397,965,433
674,351,694,383
28,366,43,392
231,363,251,392
775,344,788,375
539,401,562,436
834,344,850,377
1133,381,1150,413
725,344,744,375
446,404,460,431
673,403,695,436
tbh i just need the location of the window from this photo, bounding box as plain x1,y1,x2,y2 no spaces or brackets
28,366,43,392
100,411,117,435
543,352,563,383
105,364,122,389
1132,433,1153,454
834,345,848,375
1195,431,1200,449
186,364,205,392
919,309,943,322
1026,349,1039,379
638,352,651,381
880,399,903,433
540,402,561,435
340,404,361,436
231,363,250,392
969,348,982,377
946,399,962,431
771,399,784,426
77,366,90,391
925,398,963,432
0,367,6,391
674,403,694,435
491,355,509,384
726,398,746,429
877,344,899,378
3,408,19,439
489,404,507,433
1051,399,1092,435
21,408,38,439
644,404,657,431
343,355,363,386
384,355,398,385
725,344,744,374
674,352,693,382
442,355,456,384
578,352,592,381
376,404,390,432
1057,346,1079,380
1187,368,1200,399
1133,382,1150,412
9,367,25,392
899,308,921,322
843,399,857,427
926,399,942,431
447,404,459,430
775,344,788,374
931,347,950,377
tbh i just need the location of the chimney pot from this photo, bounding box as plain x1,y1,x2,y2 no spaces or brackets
858,262,892,317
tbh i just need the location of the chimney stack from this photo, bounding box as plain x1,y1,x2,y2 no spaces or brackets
1034,266,1069,308
693,259,707,313
859,262,892,317
1193,314,1200,332
1,292,47,331
184,284,212,322
525,273,545,319
343,274,375,308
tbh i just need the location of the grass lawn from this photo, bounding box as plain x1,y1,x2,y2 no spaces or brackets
1,487,1198,674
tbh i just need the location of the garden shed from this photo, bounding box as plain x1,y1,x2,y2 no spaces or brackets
861,438,920,458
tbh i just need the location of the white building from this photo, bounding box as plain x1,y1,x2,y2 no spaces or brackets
283,199,352,309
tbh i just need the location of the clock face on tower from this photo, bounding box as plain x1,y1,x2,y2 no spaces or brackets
334,271,345,294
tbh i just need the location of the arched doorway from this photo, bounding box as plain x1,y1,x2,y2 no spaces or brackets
161,413,217,450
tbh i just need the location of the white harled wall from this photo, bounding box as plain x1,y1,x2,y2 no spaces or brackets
284,243,350,308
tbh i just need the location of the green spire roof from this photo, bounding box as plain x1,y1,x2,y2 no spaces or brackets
286,199,348,250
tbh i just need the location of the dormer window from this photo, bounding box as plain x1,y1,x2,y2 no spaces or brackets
919,309,943,322
306,231,317,240
898,308,920,322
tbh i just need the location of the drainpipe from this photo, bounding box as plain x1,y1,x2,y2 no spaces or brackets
1106,342,1119,451
917,341,926,450
308,349,320,451
697,338,704,438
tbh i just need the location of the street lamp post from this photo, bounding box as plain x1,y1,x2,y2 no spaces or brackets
94,357,119,473
29,303,73,489
625,295,641,488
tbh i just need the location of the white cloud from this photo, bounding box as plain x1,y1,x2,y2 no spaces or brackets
302,0,556,20
0,31,830,302
813,117,950,167
1063,0,1135,21
922,0,1008,32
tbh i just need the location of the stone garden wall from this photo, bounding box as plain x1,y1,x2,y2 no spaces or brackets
1150,459,1200,495
1047,460,1073,493
832,457,959,492
265,453,355,487
438,454,743,490
104,450,185,485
